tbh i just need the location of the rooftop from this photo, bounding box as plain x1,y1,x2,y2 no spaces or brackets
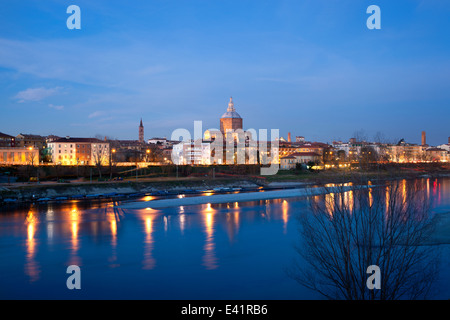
0,132,14,139
290,152,321,157
221,97,242,119
51,137,105,143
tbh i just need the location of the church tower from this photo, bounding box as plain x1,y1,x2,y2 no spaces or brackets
139,118,144,143
220,97,243,137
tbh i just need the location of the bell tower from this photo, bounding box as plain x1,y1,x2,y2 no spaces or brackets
139,118,144,143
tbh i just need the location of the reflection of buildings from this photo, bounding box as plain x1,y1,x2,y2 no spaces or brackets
69,203,81,266
107,206,120,268
282,200,289,234
14,195,304,280
25,206,40,282
225,202,241,242
202,203,218,270
142,213,156,270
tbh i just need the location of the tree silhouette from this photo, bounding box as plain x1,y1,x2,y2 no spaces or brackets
289,178,440,300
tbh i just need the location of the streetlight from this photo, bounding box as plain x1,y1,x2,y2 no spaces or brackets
110,148,116,180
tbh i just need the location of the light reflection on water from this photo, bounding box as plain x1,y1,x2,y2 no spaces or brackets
142,210,156,270
25,206,39,282
0,177,449,299
202,203,217,270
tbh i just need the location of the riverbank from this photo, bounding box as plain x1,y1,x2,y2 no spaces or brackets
266,166,450,184
1,165,449,204
0,177,265,203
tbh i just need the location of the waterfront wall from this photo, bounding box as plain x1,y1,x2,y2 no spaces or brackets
0,178,260,202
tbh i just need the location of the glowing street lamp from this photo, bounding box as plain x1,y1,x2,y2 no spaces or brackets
110,149,116,179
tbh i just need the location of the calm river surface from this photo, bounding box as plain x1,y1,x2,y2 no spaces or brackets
1,178,449,299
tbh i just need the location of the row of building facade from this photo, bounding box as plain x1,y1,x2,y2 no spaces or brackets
1,98,450,167
0,120,176,166
170,98,450,168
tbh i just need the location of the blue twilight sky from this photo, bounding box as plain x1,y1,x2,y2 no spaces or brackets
0,0,449,145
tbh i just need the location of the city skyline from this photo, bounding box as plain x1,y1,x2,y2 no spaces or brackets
2,1,450,305
1,1,450,145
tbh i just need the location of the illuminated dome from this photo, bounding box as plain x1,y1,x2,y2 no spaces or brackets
221,97,241,119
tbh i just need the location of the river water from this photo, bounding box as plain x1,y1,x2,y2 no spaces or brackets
0,177,449,299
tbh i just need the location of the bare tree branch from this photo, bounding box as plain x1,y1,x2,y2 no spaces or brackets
289,176,440,300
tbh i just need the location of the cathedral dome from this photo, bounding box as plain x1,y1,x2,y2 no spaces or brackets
221,97,241,119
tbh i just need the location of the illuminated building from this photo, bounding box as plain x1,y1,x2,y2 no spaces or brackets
172,139,212,165
220,97,243,139
280,152,321,170
48,137,110,165
0,147,39,165
15,134,46,149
